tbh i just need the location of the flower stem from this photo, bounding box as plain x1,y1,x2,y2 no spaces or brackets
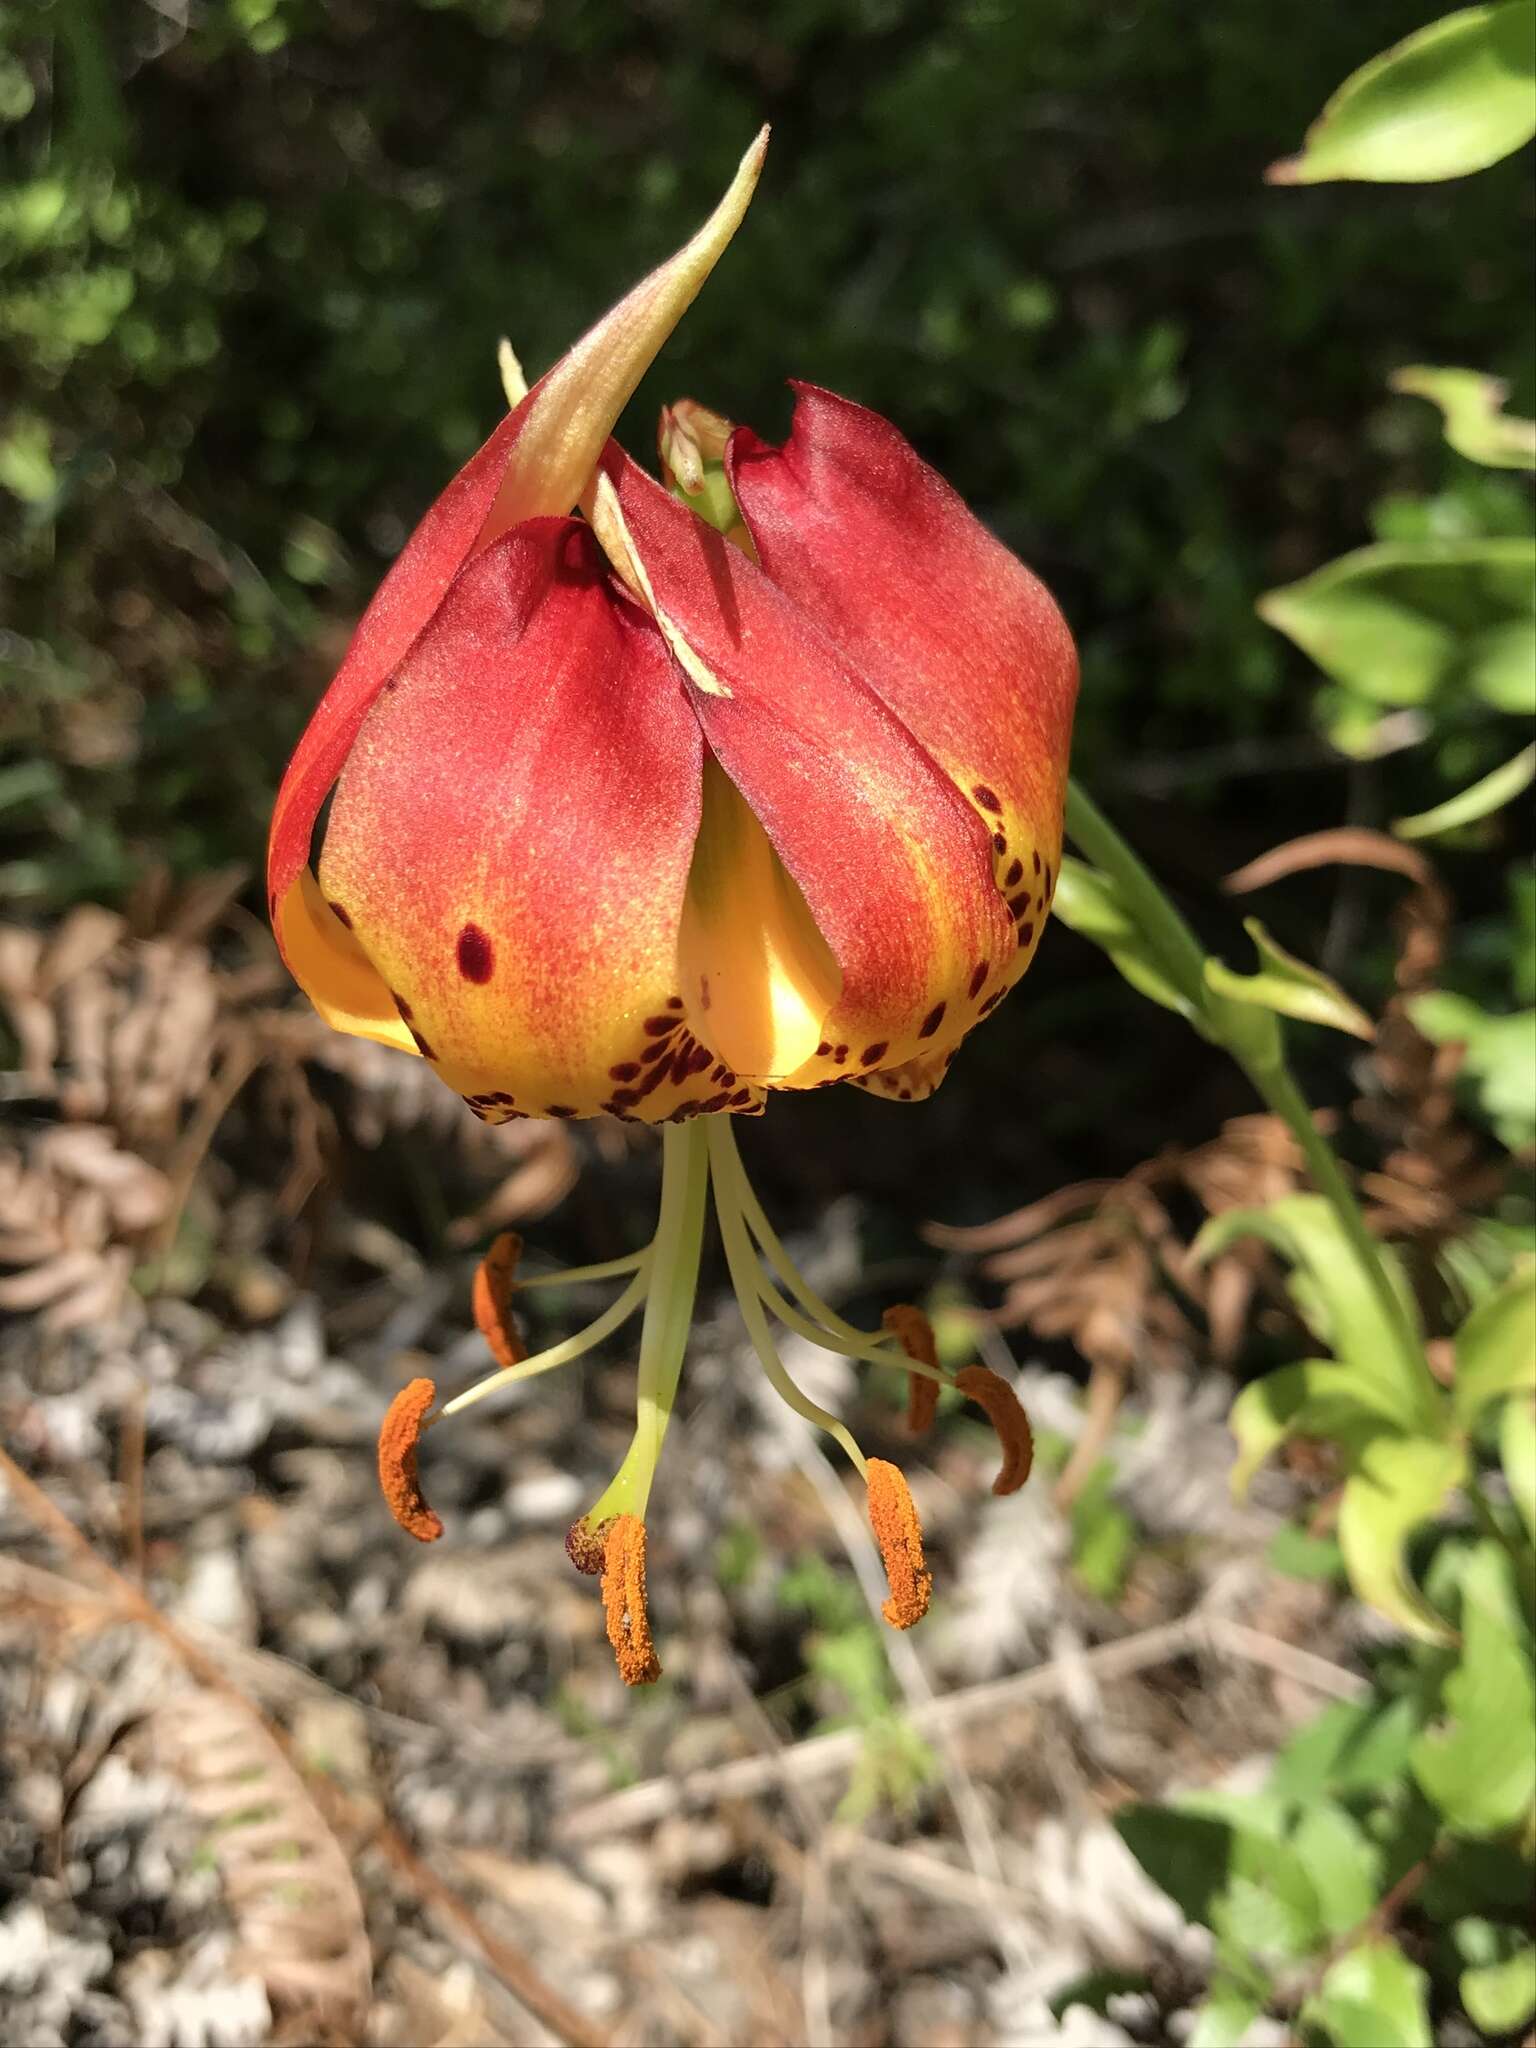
435,1259,652,1421
584,1121,711,1524
1064,777,1429,1395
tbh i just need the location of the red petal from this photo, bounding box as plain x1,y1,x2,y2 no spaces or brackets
603,449,1015,1086
314,517,758,1123
729,384,1078,1081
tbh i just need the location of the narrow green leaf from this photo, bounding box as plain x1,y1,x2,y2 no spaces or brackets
1051,857,1202,1023
1205,918,1375,1040
1257,539,1536,715
1195,1197,1432,1424
1394,744,1536,840
1411,1589,1536,1831
1462,1943,1536,2033
1391,365,1536,470
1267,2,1536,185
1305,1940,1432,2048
1500,1394,1536,1539
1337,1435,1466,1643
1452,1261,1536,1426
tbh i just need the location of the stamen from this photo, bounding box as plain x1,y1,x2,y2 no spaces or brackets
883,1304,941,1436
566,1515,609,1576
600,1514,661,1685
438,1260,653,1422
377,1378,443,1542
955,1365,1036,1494
865,1459,931,1629
473,1231,526,1370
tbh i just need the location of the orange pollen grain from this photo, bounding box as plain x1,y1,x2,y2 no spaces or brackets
473,1230,526,1370
955,1365,1035,1495
600,1514,661,1686
883,1303,941,1436
377,1377,443,1542
865,1459,932,1629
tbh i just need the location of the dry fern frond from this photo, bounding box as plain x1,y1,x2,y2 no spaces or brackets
153,1686,372,2023
0,1125,172,1329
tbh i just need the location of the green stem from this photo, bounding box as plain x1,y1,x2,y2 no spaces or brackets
1065,776,1429,1395
585,1121,710,1523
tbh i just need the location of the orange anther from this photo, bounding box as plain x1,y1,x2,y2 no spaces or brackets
472,1230,526,1370
865,1458,932,1629
600,1515,661,1686
883,1303,941,1436
377,1377,443,1542
955,1365,1035,1495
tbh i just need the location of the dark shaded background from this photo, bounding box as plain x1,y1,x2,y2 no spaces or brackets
4,0,1533,1233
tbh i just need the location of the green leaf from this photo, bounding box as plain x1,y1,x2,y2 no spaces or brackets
1289,1802,1383,1934
1463,1943,1536,2033
1051,856,1203,1024
1267,1524,1345,1582
0,412,58,504
1230,1359,1411,1496
1411,1588,1536,1832
1069,1460,1138,1600
1305,1940,1431,2048
1195,1197,1432,1424
1205,918,1375,1041
1393,743,1536,840
1257,539,1536,717
1501,1394,1536,1539
1267,2,1536,185
1269,1696,1420,1802
1115,1805,1324,1965
1392,366,1536,470
1188,1977,1264,2048
1409,993,1536,1151
1453,1261,1536,1426
1338,1434,1467,1643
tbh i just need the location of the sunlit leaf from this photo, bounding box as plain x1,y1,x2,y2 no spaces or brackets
1205,917,1374,1040
1188,1978,1263,2048
1452,1260,1536,1426
1116,1803,1325,1965
1393,743,1536,839
1462,1942,1536,2034
1051,856,1202,1024
1409,993,1536,1151
1337,1434,1466,1642
1258,539,1536,717
1411,1588,1536,1831
1500,1394,1536,1539
1290,1801,1384,1934
1304,1940,1432,2048
1229,1358,1410,1497
1392,366,1536,470
1195,1197,1434,1424
1267,2,1536,185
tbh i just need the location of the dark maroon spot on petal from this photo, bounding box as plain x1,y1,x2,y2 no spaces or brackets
729,1088,754,1106
667,995,684,1009
545,1104,578,1118
391,991,414,1021
609,1061,641,1083
1018,922,1035,947
608,1087,640,1109
816,1041,832,1057
992,831,1007,856
899,1087,914,1099
670,1049,692,1085
861,1041,889,1067
1043,863,1053,895
488,1092,516,1105
456,924,494,984
698,1092,731,1114
1008,892,1031,919
640,1040,673,1070
834,1043,848,1062
720,1070,736,1086
978,991,1003,1016
968,962,988,999
466,1103,489,1121
1032,850,1042,875
972,783,1002,813
408,1027,436,1060
643,1015,678,1037
329,900,353,929
699,977,712,1011
918,1003,946,1040
1004,859,1023,889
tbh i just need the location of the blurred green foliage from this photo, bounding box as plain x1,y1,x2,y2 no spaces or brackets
3,0,1533,913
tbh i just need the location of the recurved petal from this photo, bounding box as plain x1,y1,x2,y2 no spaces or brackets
315,516,759,1124
729,383,1078,1088
602,449,1015,1090
268,131,768,958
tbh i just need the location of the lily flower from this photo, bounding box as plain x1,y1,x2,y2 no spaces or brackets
271,133,1076,1685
